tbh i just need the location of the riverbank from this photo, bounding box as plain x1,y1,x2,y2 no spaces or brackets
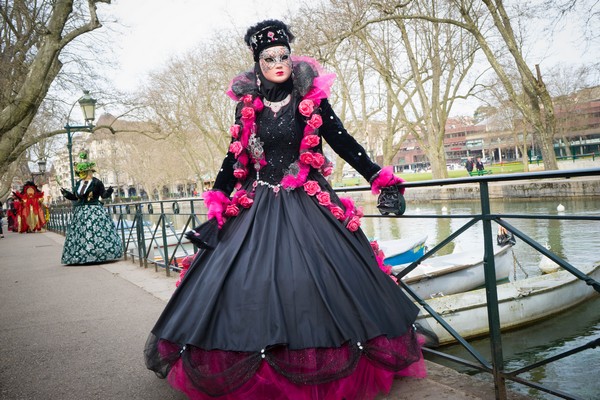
404,175,600,202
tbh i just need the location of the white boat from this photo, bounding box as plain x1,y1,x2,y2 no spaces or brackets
379,234,428,265
392,244,514,299
416,262,600,346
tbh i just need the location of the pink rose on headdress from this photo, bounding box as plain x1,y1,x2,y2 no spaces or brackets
299,151,314,165
233,168,247,179
242,94,253,105
310,152,325,168
303,180,321,196
346,215,361,232
330,206,345,220
229,141,244,157
241,106,255,120
268,31,275,40
316,191,331,206
302,134,320,148
238,194,254,208
307,114,323,130
298,99,315,117
230,124,241,139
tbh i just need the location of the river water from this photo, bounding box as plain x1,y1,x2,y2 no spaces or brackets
357,197,600,400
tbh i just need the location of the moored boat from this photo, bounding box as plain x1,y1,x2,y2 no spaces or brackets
393,244,514,299
379,234,428,265
416,262,600,346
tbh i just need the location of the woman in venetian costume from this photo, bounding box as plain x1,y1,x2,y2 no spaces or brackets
145,20,426,400
60,151,123,265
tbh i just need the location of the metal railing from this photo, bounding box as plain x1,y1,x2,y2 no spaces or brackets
47,167,600,399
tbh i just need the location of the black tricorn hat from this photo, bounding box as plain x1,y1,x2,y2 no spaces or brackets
244,19,295,61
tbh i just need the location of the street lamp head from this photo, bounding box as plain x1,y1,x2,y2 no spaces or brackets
78,90,97,126
37,159,47,174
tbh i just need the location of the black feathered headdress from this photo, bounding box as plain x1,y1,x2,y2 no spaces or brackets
244,19,295,61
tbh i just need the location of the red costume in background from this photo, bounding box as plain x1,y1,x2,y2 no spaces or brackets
12,182,47,233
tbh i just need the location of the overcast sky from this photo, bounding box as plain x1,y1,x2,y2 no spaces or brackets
105,0,309,91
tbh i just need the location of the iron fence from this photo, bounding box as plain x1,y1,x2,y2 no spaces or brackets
46,167,600,399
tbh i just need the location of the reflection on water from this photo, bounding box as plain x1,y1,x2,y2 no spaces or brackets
361,197,600,400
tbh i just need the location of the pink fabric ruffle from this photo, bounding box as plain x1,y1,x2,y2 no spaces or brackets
159,332,426,400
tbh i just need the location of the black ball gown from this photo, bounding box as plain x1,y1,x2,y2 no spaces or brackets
145,58,425,400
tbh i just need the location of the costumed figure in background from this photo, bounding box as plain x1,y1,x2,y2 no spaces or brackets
5,197,16,232
59,151,123,265
145,20,426,400
12,181,47,233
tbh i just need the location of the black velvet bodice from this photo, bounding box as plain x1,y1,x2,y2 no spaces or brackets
253,103,301,185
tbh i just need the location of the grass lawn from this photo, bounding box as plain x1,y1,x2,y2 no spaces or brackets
336,162,528,186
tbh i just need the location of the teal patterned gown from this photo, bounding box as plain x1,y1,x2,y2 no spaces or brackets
60,177,122,265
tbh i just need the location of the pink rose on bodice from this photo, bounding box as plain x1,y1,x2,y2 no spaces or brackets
298,99,315,117
310,152,325,168
230,124,241,139
241,106,255,120
307,114,323,130
299,152,314,165
233,168,247,179
302,134,320,148
229,142,244,157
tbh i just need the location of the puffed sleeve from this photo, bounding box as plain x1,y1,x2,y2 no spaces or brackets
318,99,381,182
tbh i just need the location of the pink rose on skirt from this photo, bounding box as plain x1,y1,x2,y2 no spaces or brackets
316,191,331,206
303,180,321,196
330,206,345,220
224,204,240,217
238,195,254,208
346,215,361,232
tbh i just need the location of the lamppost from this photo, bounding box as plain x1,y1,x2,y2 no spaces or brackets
65,90,97,191
31,159,47,185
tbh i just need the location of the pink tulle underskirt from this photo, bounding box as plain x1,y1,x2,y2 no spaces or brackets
163,335,427,400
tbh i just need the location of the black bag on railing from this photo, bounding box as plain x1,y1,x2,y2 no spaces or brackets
377,185,406,216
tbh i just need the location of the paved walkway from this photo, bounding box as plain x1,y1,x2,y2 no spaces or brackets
0,230,529,400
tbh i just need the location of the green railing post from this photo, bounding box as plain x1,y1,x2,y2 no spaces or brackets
479,181,507,399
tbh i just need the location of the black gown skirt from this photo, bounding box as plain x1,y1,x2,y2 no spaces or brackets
145,174,424,400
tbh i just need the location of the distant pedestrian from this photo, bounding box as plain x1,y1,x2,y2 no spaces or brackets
0,200,4,238
465,157,474,173
475,157,484,171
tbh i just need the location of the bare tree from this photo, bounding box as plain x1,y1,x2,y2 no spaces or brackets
369,0,564,170
0,0,111,182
